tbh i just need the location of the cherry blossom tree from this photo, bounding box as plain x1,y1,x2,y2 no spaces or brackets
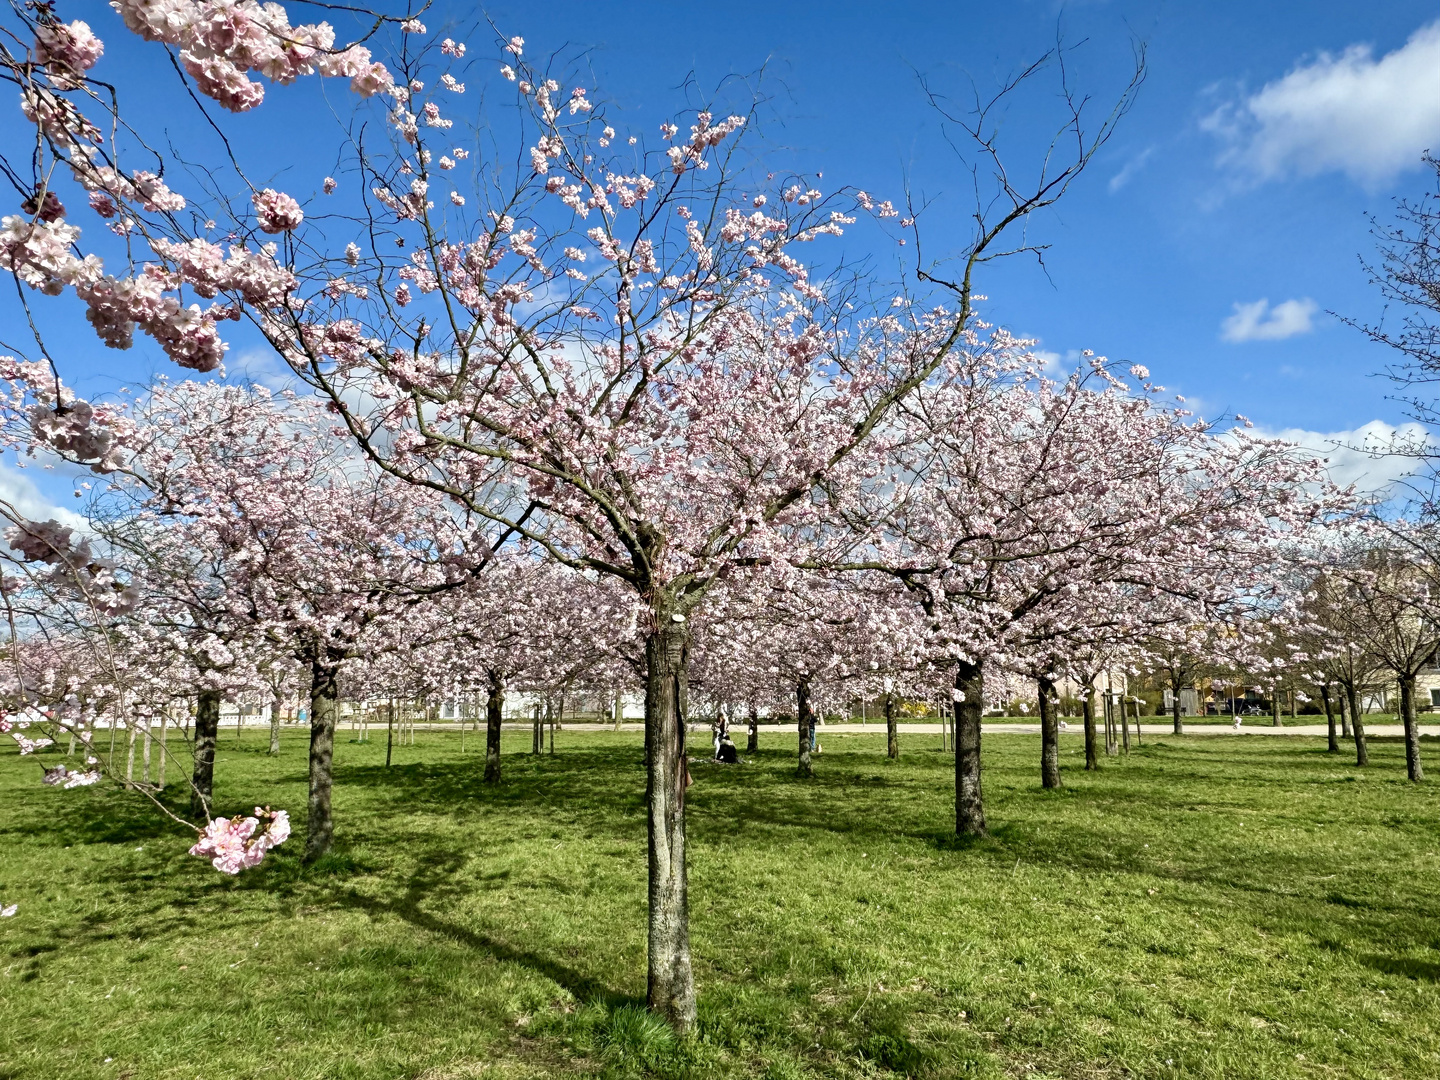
0,5,1146,1029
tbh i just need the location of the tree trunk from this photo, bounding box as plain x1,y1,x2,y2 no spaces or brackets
190,689,221,818
305,656,340,863
1399,672,1424,782
644,617,694,1033
484,668,504,784
156,712,167,790
1038,676,1061,789
269,694,282,755
386,699,395,768
1348,684,1368,767
1340,691,1351,738
1082,686,1097,770
796,678,814,777
1321,684,1338,753
533,702,543,755
955,659,985,835
1271,687,1282,727
885,693,899,760
1132,696,1142,746
1119,693,1130,753
141,718,152,784
746,705,758,753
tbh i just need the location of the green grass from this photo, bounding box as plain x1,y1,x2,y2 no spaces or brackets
2,727,1439,1079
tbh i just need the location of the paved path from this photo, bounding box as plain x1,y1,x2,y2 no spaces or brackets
801,721,1431,738
360,720,1430,738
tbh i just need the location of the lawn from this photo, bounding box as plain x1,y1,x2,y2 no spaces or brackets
2,726,1438,1079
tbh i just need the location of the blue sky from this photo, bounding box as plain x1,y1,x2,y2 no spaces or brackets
464,0,1440,486
5,1,1440,514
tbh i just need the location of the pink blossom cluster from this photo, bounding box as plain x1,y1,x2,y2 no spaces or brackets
665,112,746,174
151,238,297,306
4,519,79,565
4,517,141,614
83,168,187,214
110,0,392,112
188,807,291,874
252,188,304,233
0,356,132,471
33,19,104,88
19,84,102,154
0,216,99,295
76,268,229,372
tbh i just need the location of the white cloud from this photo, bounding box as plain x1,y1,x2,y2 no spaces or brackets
231,348,298,392
1256,419,1428,494
1220,298,1318,342
0,460,87,534
1205,20,1440,187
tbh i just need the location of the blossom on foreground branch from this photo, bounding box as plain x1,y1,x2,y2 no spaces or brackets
188,807,291,874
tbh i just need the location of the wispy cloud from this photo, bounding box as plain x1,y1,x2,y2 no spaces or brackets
1220,298,1318,342
1107,147,1154,193
1256,419,1428,494
1203,20,1440,188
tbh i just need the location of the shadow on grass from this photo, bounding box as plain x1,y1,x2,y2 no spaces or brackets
328,847,632,1010
1360,953,1440,981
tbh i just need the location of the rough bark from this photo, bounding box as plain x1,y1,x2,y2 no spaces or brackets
1171,680,1184,735
304,656,340,863
190,689,221,818
1271,687,1282,727
1399,672,1424,782
645,618,694,1033
268,694,282,755
885,692,899,760
1082,686,1098,770
1321,684,1338,753
746,705,759,753
796,678,814,777
1340,691,1351,738
955,659,986,835
484,668,504,784
1038,676,1061,789
1348,684,1368,766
